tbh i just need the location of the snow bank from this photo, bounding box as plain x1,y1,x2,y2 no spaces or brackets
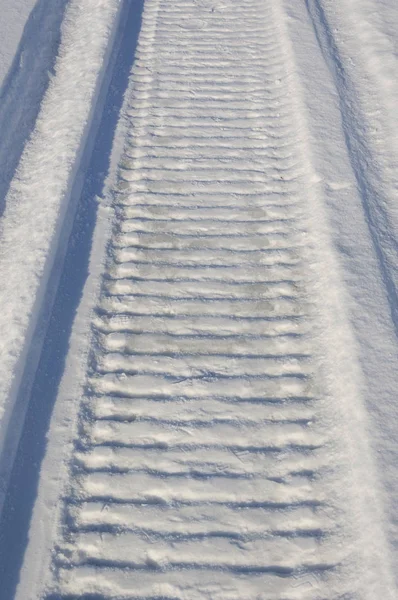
0,0,121,498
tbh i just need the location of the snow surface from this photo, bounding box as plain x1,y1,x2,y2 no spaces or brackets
0,0,38,87
0,0,397,598
0,0,121,510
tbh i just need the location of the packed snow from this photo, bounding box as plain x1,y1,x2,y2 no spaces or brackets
0,0,397,599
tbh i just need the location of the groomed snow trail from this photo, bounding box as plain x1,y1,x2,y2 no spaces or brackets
8,0,398,598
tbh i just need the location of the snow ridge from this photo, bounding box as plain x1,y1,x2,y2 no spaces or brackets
307,0,398,329
0,0,121,508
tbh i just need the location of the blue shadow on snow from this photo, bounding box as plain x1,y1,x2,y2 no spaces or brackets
0,0,145,597
0,0,68,216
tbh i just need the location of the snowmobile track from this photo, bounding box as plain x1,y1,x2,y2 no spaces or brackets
3,0,398,599
42,0,358,598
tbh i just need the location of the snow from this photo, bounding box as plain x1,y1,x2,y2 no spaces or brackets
0,1,69,220
0,0,397,599
293,0,398,583
0,0,121,510
0,0,38,87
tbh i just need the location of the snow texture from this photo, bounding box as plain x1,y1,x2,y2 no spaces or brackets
0,0,398,599
0,0,121,507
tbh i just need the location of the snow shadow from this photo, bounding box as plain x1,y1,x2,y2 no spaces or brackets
306,0,398,343
0,1,145,598
0,0,68,216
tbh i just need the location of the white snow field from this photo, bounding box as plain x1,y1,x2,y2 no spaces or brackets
0,0,398,599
